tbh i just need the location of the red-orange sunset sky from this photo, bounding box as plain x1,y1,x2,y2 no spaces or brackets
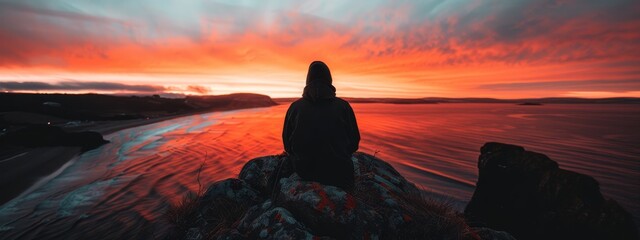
1,0,639,98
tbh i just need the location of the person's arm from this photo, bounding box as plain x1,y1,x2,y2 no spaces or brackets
345,103,360,153
282,104,296,153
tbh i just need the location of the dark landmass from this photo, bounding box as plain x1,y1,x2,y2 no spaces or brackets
274,97,640,104
166,142,637,240
0,125,108,151
0,92,278,206
517,102,543,105
0,92,277,122
0,92,277,138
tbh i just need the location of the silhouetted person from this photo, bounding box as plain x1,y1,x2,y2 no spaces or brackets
282,61,360,189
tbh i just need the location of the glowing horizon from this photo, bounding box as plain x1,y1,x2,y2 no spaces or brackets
1,0,639,98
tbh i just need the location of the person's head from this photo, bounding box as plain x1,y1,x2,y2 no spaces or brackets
303,61,336,102
306,61,332,86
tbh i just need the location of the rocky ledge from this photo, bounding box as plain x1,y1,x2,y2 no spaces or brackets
166,143,637,240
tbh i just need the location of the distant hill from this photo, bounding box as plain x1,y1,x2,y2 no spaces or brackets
185,93,277,110
0,93,277,122
274,97,640,104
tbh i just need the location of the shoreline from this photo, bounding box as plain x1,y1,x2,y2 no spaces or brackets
0,105,278,206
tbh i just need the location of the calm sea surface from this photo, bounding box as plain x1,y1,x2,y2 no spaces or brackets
1,103,638,239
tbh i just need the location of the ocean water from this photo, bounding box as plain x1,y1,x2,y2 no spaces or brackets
0,103,638,239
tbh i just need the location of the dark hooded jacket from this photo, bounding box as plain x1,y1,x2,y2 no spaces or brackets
282,61,360,189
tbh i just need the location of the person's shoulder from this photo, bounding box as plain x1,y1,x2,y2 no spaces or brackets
334,97,353,107
287,98,306,108
334,97,350,104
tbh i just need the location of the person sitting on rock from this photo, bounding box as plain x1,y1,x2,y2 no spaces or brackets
282,61,360,190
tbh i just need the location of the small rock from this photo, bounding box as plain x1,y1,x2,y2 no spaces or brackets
239,154,293,195
200,178,262,207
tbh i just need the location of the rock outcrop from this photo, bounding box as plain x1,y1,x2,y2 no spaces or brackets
170,153,513,240
169,143,637,240
465,142,638,240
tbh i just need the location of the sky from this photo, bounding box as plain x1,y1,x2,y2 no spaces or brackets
0,0,639,98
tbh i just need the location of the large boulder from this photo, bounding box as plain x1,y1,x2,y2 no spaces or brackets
465,142,638,240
